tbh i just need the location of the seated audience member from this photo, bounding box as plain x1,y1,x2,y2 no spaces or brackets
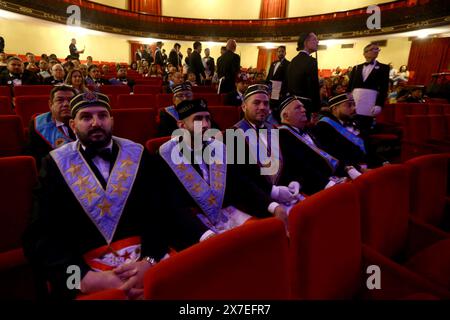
130,61,138,71
397,86,425,103
277,95,348,195
314,93,371,171
63,61,75,74
24,52,39,72
65,69,88,93
109,66,135,89
393,65,409,85
101,64,110,76
27,85,77,167
156,98,290,232
78,64,88,78
48,59,59,71
187,72,198,86
0,56,39,87
86,65,110,89
224,72,249,107
37,58,51,81
44,63,65,85
0,52,7,72
86,56,94,67
23,91,211,300
165,70,184,93
157,82,194,137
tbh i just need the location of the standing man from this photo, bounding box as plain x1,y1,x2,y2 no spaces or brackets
266,45,290,103
0,36,4,53
286,32,320,117
347,43,389,136
69,38,85,60
27,85,77,168
168,43,183,71
203,48,215,80
23,91,210,300
217,39,241,94
154,41,165,69
189,41,206,85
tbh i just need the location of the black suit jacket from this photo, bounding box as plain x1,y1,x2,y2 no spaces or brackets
204,57,215,76
168,49,182,69
189,51,206,84
155,49,164,67
217,50,240,93
266,58,290,99
286,52,320,113
0,70,40,87
347,61,390,107
23,147,207,299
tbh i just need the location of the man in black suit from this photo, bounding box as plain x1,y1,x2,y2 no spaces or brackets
23,92,210,300
142,46,154,65
189,41,206,85
69,38,84,60
154,41,165,69
347,43,390,136
266,45,290,100
286,32,320,117
0,56,39,88
168,43,183,71
217,39,241,94
203,48,215,80
0,36,4,53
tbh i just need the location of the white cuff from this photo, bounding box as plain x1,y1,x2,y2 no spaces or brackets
360,164,368,171
200,230,216,242
268,202,280,214
270,186,279,200
347,168,362,180
325,180,336,189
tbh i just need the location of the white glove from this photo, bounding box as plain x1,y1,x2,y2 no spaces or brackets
271,185,296,203
288,181,301,196
345,166,362,180
371,105,382,116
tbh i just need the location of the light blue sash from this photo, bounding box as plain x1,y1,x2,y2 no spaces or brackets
159,138,227,226
164,106,179,121
50,137,143,244
35,112,73,149
319,117,367,154
279,125,339,173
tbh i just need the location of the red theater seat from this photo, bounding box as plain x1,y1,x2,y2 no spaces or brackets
144,218,290,300
99,85,130,95
354,164,450,295
145,136,170,155
156,93,173,109
13,85,53,97
192,86,217,94
14,95,49,128
0,156,38,299
198,93,222,106
208,106,241,130
289,183,362,299
111,108,157,145
133,85,162,94
0,86,11,98
116,94,156,109
0,115,25,156
0,96,13,114
406,154,450,232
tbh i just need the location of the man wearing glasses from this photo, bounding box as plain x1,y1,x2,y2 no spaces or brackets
347,43,390,137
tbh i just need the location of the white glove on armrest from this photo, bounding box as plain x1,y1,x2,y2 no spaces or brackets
371,105,382,116
271,185,296,203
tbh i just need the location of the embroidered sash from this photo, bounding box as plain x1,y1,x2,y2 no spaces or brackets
50,137,143,244
279,125,339,173
35,112,72,149
159,138,227,227
234,119,282,185
164,106,179,121
319,117,367,154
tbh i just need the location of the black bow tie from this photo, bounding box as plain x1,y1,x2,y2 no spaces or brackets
364,61,375,66
84,147,112,161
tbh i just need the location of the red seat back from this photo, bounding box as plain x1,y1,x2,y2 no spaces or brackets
197,93,222,106
394,103,412,125
111,108,157,145
406,154,449,226
144,218,290,300
13,85,52,97
208,106,241,130
0,115,25,156
289,183,362,299
0,96,13,115
192,86,217,94
145,136,170,155
353,165,410,257
155,93,173,109
404,115,429,143
14,95,49,128
99,85,130,95
133,85,162,94
116,94,156,109
427,104,444,115
0,86,11,98
0,156,37,252
427,115,447,141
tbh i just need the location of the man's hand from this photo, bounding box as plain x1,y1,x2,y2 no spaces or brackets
114,260,153,300
371,105,382,116
80,270,125,295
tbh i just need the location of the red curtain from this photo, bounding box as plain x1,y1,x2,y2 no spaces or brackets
257,48,277,72
407,37,450,85
130,41,142,62
259,0,287,19
129,0,161,15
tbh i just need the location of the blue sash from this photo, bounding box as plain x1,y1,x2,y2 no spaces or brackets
319,117,367,154
159,138,227,227
233,119,282,185
50,137,143,244
35,112,73,149
278,125,339,173
164,106,179,121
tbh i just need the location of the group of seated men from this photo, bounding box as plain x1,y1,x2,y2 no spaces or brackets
22,81,386,300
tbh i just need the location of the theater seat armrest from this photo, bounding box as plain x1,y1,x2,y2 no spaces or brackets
0,248,28,272
361,244,450,299
406,217,448,256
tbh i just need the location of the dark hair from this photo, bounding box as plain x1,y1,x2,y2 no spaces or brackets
174,43,181,49
297,32,314,51
193,41,202,50
50,85,77,102
364,43,376,52
278,46,286,50
88,64,98,73
7,56,22,63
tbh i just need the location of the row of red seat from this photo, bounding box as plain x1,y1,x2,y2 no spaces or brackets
1,154,448,299
0,106,241,155
377,102,450,126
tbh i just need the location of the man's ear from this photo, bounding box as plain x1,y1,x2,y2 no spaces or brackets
176,120,185,129
69,118,76,132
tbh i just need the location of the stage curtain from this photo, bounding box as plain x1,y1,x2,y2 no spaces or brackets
129,0,161,15
407,37,450,85
259,0,287,19
257,48,277,72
